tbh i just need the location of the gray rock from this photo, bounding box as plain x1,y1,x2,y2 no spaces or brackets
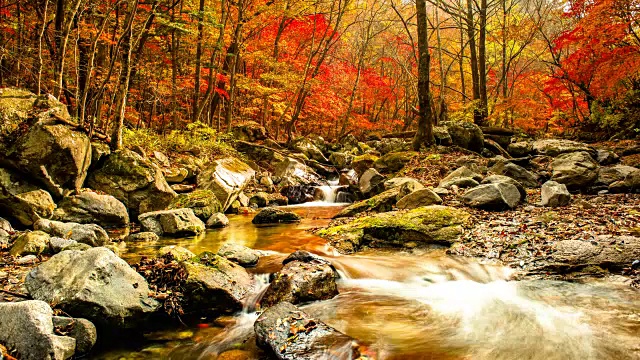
432,187,450,196
0,300,76,360
51,317,96,355
52,191,129,228
541,181,571,207
461,183,521,210
292,138,328,163
138,208,205,237
489,161,539,188
87,149,177,218
550,151,599,190
384,177,423,191
181,254,254,316
16,255,38,265
217,243,259,267
159,245,195,261
439,177,480,190
260,260,338,308
609,169,640,193
48,237,78,253
162,167,189,183
551,236,640,270
351,154,379,176
34,219,110,247
444,121,484,152
274,157,321,185
596,149,619,165
25,247,160,330
198,158,255,212
0,167,56,226
433,126,452,146
328,152,351,168
507,141,534,157
359,168,385,196
252,208,301,224
333,188,399,218
481,175,527,199
439,166,483,185
532,139,595,157
283,250,332,266
168,190,223,221
125,232,160,242
373,151,417,173
596,165,638,186
254,302,362,360
206,213,230,228
396,188,443,209
10,231,50,256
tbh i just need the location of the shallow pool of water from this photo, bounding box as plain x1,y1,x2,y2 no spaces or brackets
101,205,640,360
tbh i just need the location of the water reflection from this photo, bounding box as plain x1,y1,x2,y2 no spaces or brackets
101,205,640,360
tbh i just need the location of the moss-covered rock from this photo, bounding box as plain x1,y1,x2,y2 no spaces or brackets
0,168,56,226
333,188,399,218
351,154,379,176
374,151,418,173
168,190,222,221
319,206,470,253
10,231,50,257
252,207,301,224
138,208,205,237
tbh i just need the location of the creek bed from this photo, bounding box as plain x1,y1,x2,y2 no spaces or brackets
96,204,640,359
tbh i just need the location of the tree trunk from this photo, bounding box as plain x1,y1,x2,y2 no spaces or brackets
478,0,488,125
193,0,206,122
413,0,434,150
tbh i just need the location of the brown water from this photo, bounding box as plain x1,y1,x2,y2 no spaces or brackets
102,204,640,360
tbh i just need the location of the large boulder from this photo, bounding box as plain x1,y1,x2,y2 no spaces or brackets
259,257,338,308
52,191,129,228
34,219,110,247
7,124,91,198
197,157,256,212
217,243,259,267
254,302,362,360
10,231,50,257
373,151,417,173
481,175,526,199
461,183,521,210
532,139,595,157
333,188,399,218
87,149,176,218
320,206,470,253
168,190,222,221
181,254,254,316
274,157,320,185
138,208,205,237
595,165,639,186
507,141,533,157
0,167,56,226
550,151,599,190
489,161,539,188
609,169,640,193
439,166,483,185
328,152,351,169
0,300,76,360
25,247,160,330
396,188,443,209
206,213,230,228
252,208,301,224
444,121,484,152
541,181,571,207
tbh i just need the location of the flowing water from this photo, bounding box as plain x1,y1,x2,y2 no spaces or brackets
102,204,640,359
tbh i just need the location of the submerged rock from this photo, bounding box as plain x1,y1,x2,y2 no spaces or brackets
52,191,129,228
34,219,110,247
139,208,205,237
87,149,176,218
260,258,338,308
254,302,361,360
0,300,76,360
541,181,571,207
217,243,259,267
252,208,301,224
320,206,470,253
25,247,160,330
126,232,160,242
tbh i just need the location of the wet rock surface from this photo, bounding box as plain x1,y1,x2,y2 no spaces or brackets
34,219,110,247
254,302,361,360
217,243,259,267
252,208,301,224
139,208,205,237
52,191,129,228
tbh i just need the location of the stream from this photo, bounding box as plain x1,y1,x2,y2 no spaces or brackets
98,203,640,359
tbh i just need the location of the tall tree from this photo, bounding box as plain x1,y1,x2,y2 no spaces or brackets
413,0,434,150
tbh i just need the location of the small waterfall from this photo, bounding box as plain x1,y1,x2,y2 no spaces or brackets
313,179,352,203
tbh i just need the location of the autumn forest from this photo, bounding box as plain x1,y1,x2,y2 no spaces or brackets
1,0,638,146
